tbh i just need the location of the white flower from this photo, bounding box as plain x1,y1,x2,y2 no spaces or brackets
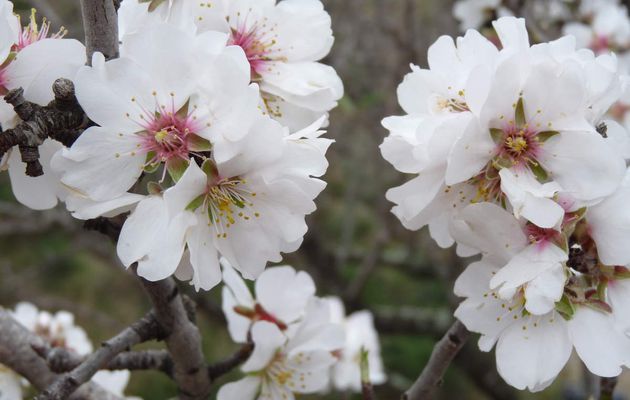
563,3,630,55
0,365,22,400
10,303,135,398
453,0,511,31
326,297,386,392
217,298,344,400
0,3,85,210
119,0,343,131
382,17,627,249
110,116,330,289
221,261,316,343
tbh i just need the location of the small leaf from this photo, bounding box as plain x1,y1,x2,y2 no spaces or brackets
166,157,189,183
536,130,560,142
233,305,256,319
490,128,504,144
515,97,526,127
188,134,212,152
186,194,206,212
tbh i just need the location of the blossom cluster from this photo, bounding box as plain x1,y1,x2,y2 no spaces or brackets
0,303,135,399
382,16,630,391
0,0,343,291
218,261,385,398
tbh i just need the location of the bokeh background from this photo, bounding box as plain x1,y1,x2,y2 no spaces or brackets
2,0,626,399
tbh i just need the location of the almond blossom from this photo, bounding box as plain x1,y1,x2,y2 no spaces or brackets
326,297,386,392
452,200,630,391
119,0,344,131
381,16,627,250
217,298,344,400
8,303,135,398
0,1,85,210
221,261,316,343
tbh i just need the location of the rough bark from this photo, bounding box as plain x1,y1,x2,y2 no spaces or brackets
80,0,119,62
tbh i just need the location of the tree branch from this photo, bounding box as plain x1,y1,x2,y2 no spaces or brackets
0,308,123,400
208,342,254,381
0,80,89,176
80,0,119,62
35,311,162,400
402,320,470,400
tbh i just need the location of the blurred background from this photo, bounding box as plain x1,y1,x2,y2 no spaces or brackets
2,0,626,398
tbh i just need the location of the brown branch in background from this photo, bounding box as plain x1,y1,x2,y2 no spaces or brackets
0,309,123,400
80,0,119,62
600,377,618,400
34,345,173,376
35,311,162,400
208,342,254,381
0,80,89,176
402,320,470,400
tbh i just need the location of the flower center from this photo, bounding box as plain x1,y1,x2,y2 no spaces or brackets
228,20,281,78
496,123,541,168
590,35,611,54
142,116,192,164
15,9,67,52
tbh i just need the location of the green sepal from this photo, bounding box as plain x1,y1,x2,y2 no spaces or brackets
147,181,163,195
491,156,512,170
201,158,219,180
176,99,190,120
555,294,575,320
186,194,206,212
515,97,526,127
585,299,613,314
188,134,212,152
490,128,504,144
359,347,370,385
166,157,189,183
614,265,630,279
530,162,548,182
139,0,167,12
536,130,560,142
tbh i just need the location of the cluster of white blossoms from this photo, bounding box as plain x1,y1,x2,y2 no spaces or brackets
0,303,135,399
3,0,345,290
382,16,630,392
218,261,385,399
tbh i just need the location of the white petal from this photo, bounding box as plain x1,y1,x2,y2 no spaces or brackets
217,376,260,400
242,321,286,372
256,266,316,324
186,223,222,291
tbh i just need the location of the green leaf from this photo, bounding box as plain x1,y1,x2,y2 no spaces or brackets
359,347,370,385
555,294,575,320
186,194,206,212
490,128,504,144
188,134,212,152
530,162,548,182
166,158,189,183
536,130,560,142
515,97,526,127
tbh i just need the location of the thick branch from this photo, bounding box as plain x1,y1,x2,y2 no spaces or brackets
0,80,88,176
0,309,122,400
402,320,470,400
141,278,211,399
36,311,162,400
208,343,254,381
80,0,119,62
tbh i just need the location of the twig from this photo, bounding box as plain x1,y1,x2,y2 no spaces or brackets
208,342,254,381
80,0,119,62
35,311,162,400
600,377,617,400
0,309,122,400
402,320,470,400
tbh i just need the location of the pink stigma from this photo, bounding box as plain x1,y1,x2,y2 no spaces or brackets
228,20,279,78
496,123,542,169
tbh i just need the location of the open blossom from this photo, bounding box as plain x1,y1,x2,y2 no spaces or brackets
453,0,511,31
381,16,627,250
221,261,316,343
218,298,344,400
9,303,135,398
326,297,386,392
119,0,343,131
0,1,85,210
452,200,630,391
